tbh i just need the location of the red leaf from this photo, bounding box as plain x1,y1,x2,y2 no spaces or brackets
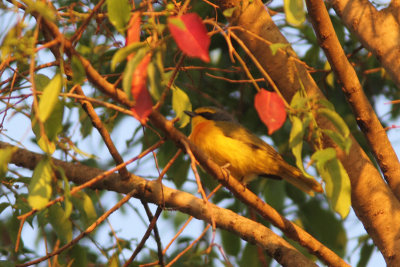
126,12,141,61
254,89,287,135
131,53,152,124
168,13,210,62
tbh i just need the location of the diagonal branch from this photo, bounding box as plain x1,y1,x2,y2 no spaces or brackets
328,0,400,87
215,1,400,265
1,141,314,266
305,0,400,263
306,0,400,199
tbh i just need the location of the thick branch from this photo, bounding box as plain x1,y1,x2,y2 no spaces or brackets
216,0,400,264
0,141,314,267
328,0,400,87
305,0,400,262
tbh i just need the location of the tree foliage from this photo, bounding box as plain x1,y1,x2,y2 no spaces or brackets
0,0,399,266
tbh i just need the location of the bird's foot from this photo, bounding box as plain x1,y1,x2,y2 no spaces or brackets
220,163,231,179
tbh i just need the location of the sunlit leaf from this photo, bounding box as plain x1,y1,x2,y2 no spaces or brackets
284,0,305,26
254,89,287,135
111,42,147,70
107,0,131,34
312,148,351,219
289,116,308,174
38,72,62,122
321,129,352,154
168,13,210,62
71,191,97,228
0,147,17,178
27,158,53,210
21,0,56,22
324,61,334,87
318,108,350,138
269,43,289,56
172,85,192,128
223,7,237,18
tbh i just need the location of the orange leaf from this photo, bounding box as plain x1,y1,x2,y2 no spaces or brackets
126,12,141,61
131,53,152,124
254,89,287,135
168,13,210,62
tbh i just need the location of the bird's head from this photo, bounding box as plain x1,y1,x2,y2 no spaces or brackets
184,107,237,129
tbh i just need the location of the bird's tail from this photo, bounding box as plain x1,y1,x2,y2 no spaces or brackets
279,164,323,196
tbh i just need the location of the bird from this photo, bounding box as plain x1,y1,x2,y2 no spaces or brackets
184,107,323,196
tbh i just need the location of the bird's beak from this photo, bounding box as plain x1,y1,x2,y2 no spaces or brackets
184,110,197,117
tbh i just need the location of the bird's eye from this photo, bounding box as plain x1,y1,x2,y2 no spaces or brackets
198,112,215,120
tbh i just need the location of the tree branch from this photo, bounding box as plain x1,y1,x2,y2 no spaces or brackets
305,0,400,263
328,0,400,87
1,141,314,266
215,0,400,264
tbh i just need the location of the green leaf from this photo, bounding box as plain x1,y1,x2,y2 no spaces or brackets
221,229,241,255
222,7,237,18
324,158,351,219
311,148,336,170
321,129,352,154
357,241,374,267
21,0,56,22
263,179,285,212
312,148,351,219
71,191,97,227
111,42,147,70
38,72,62,122
289,116,306,173
269,43,289,56
0,260,15,267
172,85,192,128
239,243,263,267
156,140,189,188
49,203,73,244
324,61,334,87
299,198,347,257
27,158,53,210
57,167,73,218
107,0,131,34
34,74,50,90
284,0,305,26
147,51,164,100
70,245,88,267
108,253,120,267
318,99,335,110
290,90,307,110
318,108,350,138
71,55,85,85
0,147,17,178
168,17,185,30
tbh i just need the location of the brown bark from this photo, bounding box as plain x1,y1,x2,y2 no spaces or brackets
216,0,400,264
329,0,400,88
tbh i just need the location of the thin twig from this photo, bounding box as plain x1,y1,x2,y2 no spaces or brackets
123,206,163,267
16,189,138,267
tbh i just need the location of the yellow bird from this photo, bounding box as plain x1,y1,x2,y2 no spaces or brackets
185,107,323,196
